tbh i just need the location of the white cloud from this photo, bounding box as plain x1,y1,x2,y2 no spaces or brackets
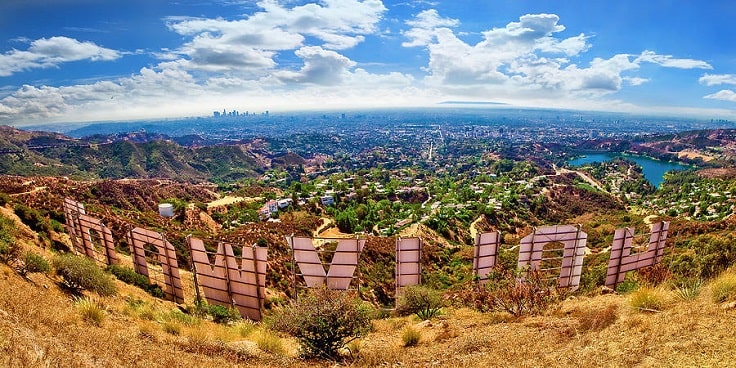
699,74,736,86
274,46,356,85
0,48,418,123
0,36,121,77
624,76,649,86
402,9,459,47
704,89,736,102
635,50,712,69
401,11,712,105
163,0,386,74
1,7,729,124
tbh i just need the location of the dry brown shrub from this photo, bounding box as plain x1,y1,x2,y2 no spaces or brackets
637,263,672,287
474,267,563,317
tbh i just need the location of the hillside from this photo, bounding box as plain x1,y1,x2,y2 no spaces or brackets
2,124,736,366
0,126,266,182
2,229,736,367
1,172,736,367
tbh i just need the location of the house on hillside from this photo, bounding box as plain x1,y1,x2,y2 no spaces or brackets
259,200,279,220
320,195,334,206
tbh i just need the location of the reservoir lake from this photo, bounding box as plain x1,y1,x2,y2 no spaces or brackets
568,152,690,187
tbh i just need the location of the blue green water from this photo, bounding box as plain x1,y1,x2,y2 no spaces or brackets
568,152,690,187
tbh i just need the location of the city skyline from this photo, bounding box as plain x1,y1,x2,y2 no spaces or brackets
1,0,735,125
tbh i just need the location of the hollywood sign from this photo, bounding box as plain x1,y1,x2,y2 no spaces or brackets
62,198,669,321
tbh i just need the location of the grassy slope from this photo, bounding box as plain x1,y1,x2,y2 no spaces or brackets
3,254,736,367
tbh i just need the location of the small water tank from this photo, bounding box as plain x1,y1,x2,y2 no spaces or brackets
158,203,174,218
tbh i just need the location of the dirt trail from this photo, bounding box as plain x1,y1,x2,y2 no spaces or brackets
554,165,607,192
9,186,47,196
469,215,483,241
313,217,333,237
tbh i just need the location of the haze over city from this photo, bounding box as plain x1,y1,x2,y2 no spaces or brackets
1,0,735,125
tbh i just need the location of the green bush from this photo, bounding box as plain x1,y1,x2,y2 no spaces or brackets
672,278,703,301
395,285,444,320
207,304,242,324
193,300,242,324
271,287,373,360
0,192,11,206
667,234,736,279
53,254,116,296
0,216,20,263
20,251,50,276
13,204,51,234
106,264,163,298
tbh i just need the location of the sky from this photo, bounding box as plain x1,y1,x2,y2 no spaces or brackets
1,0,735,126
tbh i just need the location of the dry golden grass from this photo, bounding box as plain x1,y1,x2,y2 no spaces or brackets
3,255,736,368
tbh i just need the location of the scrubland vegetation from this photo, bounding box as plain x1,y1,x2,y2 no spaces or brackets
2,126,736,366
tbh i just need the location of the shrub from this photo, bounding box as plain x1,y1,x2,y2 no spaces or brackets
668,234,736,279
637,263,671,287
0,192,10,206
254,329,285,355
395,285,443,320
208,304,241,324
20,251,50,276
13,204,50,234
672,278,703,301
629,287,668,312
76,297,106,326
401,326,421,347
710,272,736,303
271,287,373,360
106,264,163,298
193,300,242,324
163,308,200,327
234,320,257,337
0,216,20,263
615,278,639,294
477,267,560,317
53,254,116,296
162,321,182,335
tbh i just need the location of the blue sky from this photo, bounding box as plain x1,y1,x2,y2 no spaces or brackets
1,0,735,125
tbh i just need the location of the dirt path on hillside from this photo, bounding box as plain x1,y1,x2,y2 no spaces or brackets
9,186,47,196
313,217,334,237
643,214,658,225
469,215,483,242
554,165,607,192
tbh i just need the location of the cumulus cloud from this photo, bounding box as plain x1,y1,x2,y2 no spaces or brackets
699,74,736,86
0,49,416,123
704,89,736,102
163,0,386,73
1,6,726,124
0,36,121,76
274,46,356,85
402,9,459,47
401,11,711,103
